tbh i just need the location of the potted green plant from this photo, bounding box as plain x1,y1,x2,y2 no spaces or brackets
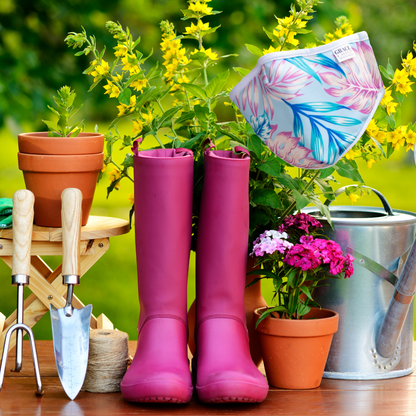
17,86,104,227
250,212,354,389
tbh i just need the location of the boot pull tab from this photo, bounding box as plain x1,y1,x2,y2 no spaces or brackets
233,146,250,159
202,138,215,153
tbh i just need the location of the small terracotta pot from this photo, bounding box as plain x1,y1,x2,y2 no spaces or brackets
18,132,104,155
18,152,104,227
254,307,339,389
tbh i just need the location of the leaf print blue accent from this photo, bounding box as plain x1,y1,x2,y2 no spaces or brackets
305,54,346,77
250,113,271,143
283,99,362,164
286,54,347,82
312,115,362,126
292,102,350,113
286,57,322,83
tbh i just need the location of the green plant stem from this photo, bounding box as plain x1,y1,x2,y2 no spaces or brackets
277,170,320,225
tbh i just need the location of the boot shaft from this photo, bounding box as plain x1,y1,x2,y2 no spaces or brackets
196,149,250,324
133,148,194,326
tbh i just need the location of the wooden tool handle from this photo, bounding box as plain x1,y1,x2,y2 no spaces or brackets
61,188,83,277
11,190,35,276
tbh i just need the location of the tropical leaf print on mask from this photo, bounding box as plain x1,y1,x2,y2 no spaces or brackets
235,60,313,120
266,132,325,169
319,41,384,114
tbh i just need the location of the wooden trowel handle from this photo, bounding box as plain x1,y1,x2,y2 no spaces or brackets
11,189,35,276
61,188,83,277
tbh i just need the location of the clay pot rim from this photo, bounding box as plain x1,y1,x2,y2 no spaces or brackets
18,131,104,139
254,306,339,337
18,152,104,173
18,132,104,155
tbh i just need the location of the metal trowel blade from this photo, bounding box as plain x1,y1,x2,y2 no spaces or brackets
50,303,92,400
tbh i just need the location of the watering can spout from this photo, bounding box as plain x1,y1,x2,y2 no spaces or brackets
376,239,416,358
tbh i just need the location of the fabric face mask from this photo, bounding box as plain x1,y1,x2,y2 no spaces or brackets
230,32,385,169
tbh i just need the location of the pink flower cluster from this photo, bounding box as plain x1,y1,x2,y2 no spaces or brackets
283,236,354,277
251,230,293,257
279,212,323,234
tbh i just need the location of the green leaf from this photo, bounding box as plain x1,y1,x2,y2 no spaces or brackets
255,306,288,328
205,70,230,98
379,65,393,80
245,43,263,57
278,173,301,191
118,88,132,106
247,135,263,159
319,167,335,178
252,188,283,209
233,67,251,77
293,189,311,210
300,285,313,301
175,111,195,125
42,120,59,133
297,303,311,317
121,153,133,168
334,160,364,182
181,83,207,100
257,155,282,177
286,269,298,288
154,106,181,130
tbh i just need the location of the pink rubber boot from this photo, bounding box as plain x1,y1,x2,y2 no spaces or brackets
120,148,194,403
194,147,269,403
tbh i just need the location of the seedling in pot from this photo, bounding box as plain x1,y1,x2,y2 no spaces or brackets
43,86,84,137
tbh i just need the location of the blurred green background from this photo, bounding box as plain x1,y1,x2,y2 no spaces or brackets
1,0,416,341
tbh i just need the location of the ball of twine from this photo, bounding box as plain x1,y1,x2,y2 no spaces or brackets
82,329,129,393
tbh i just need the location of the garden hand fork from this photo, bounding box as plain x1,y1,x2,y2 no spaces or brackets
0,189,43,395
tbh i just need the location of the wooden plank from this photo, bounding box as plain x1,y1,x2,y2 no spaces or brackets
0,216,130,242
1,341,416,416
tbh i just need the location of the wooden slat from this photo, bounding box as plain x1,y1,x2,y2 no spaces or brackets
0,215,130,242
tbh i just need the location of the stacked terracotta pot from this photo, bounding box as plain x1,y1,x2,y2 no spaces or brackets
17,132,104,228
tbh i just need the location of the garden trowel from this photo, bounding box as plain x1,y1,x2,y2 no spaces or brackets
50,188,92,400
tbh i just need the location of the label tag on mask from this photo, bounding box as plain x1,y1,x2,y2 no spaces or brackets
332,44,356,62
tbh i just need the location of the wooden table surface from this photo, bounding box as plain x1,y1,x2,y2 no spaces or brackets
1,340,415,415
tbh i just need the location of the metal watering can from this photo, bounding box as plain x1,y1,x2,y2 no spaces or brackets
303,186,416,380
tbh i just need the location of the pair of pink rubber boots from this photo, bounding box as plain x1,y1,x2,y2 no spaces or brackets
120,146,269,403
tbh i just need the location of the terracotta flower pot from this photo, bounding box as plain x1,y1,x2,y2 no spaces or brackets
18,132,104,155
18,152,104,227
187,256,268,367
254,307,339,389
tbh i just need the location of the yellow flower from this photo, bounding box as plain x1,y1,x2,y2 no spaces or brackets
128,193,135,205
189,1,213,14
122,54,139,73
374,130,387,145
263,45,280,55
114,44,128,57
142,111,154,124
117,103,127,116
103,80,120,98
405,129,416,151
396,80,413,95
132,119,143,135
392,68,410,85
386,126,406,150
191,46,218,60
366,159,376,169
345,148,361,161
366,119,379,137
95,60,110,75
108,167,121,189
130,78,148,92
178,75,190,84
185,20,210,35
348,193,360,203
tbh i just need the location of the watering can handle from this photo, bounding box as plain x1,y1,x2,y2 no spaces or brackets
324,185,394,216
